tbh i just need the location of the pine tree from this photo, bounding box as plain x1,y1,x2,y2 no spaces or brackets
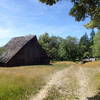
79,33,90,58
90,29,95,45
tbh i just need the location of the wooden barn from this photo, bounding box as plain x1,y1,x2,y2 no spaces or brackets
0,35,50,67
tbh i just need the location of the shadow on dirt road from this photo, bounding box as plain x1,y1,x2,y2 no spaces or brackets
87,89,100,100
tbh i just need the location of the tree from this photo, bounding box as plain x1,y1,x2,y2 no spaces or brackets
0,48,3,56
39,33,51,57
92,31,100,57
79,33,90,47
85,19,100,29
69,0,100,29
79,33,90,58
58,39,68,60
39,0,59,5
65,36,78,61
58,36,78,61
0,47,5,62
89,29,96,56
39,33,78,61
39,0,100,29
38,33,61,60
48,36,61,60
90,29,95,45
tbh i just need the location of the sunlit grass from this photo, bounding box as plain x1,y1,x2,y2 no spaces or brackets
52,61,76,65
81,61,100,67
44,87,66,100
91,73,100,90
44,87,79,100
0,62,72,100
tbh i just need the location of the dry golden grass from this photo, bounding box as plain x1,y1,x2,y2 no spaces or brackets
0,63,71,100
82,61,100,67
52,61,76,65
0,66,58,100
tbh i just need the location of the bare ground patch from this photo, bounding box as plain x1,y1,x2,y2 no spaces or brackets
30,63,100,100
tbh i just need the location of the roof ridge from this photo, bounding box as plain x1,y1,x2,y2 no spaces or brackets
2,35,36,63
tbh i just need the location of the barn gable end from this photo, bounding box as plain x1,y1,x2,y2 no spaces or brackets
0,35,49,67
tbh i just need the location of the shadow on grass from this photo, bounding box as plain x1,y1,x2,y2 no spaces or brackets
0,63,53,68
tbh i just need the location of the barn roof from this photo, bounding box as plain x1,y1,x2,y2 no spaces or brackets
1,35,35,63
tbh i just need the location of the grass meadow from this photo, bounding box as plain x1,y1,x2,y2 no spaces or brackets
44,61,100,100
82,61,100,67
0,62,72,100
1,61,100,100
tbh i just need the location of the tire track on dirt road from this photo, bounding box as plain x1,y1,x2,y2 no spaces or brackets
76,67,96,100
29,65,98,100
29,66,74,100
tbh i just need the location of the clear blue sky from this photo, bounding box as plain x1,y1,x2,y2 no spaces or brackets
0,0,93,46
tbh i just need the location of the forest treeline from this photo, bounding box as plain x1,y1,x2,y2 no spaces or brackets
38,30,100,61
0,30,100,61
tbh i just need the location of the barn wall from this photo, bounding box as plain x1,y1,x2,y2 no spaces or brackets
7,37,49,66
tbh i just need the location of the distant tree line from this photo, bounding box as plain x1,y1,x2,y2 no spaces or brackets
38,29,100,61
0,30,100,61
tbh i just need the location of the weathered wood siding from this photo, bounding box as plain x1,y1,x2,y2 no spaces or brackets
6,37,49,66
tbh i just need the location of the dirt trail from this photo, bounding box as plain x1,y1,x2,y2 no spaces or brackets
30,65,98,100
29,66,74,100
76,67,96,100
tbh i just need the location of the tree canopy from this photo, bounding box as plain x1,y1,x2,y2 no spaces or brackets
39,0,100,29
38,33,78,61
92,31,100,57
38,32,96,61
79,33,90,57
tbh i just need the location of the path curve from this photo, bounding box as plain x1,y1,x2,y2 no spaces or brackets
29,66,74,100
29,65,98,100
